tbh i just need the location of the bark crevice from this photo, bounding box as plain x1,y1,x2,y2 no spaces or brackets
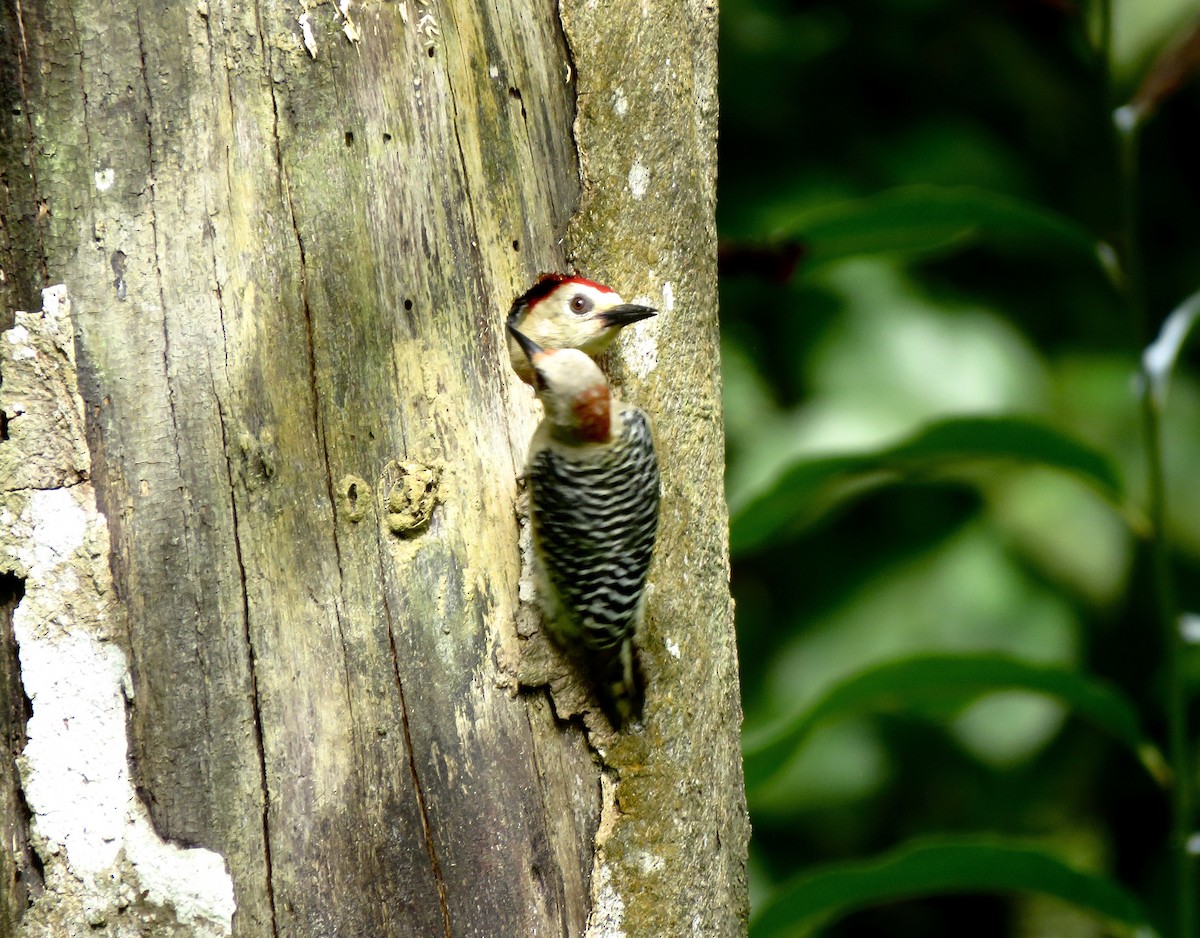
378,575,454,938
213,391,280,938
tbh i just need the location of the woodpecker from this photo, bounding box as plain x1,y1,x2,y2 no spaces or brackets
510,324,660,727
506,273,657,384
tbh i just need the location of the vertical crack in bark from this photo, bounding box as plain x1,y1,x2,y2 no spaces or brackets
287,216,356,725
213,388,280,938
63,0,93,198
375,568,454,938
9,0,49,285
552,0,583,251
134,0,217,808
255,4,356,726
205,74,279,917
436,3,495,376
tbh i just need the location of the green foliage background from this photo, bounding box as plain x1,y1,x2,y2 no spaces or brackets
717,1,1200,935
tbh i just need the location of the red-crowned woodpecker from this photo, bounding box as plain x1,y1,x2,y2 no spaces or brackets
509,324,660,728
506,274,657,384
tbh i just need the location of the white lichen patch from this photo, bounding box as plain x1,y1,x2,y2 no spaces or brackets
634,850,664,875
299,11,317,57
6,324,35,360
628,160,649,200
25,488,86,577
335,0,361,44
612,87,628,118
15,490,235,934
585,860,627,938
665,637,681,659
619,294,659,381
94,168,115,192
661,281,675,313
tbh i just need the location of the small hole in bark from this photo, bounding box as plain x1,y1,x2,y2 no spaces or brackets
508,87,526,118
512,240,519,251
427,47,435,57
383,132,393,142
404,299,413,311
344,130,355,146
0,571,23,606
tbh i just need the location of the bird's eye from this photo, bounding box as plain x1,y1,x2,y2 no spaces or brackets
569,294,592,315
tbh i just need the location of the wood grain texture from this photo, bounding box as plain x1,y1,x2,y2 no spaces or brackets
0,0,747,933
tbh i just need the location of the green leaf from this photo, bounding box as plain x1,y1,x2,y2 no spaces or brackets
771,184,1102,269
750,835,1157,938
729,415,1124,555
742,654,1167,791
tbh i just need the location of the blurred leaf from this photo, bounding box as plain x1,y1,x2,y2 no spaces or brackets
1142,287,1200,407
750,835,1157,938
988,469,1134,607
767,185,1101,270
743,655,1167,791
730,415,1123,554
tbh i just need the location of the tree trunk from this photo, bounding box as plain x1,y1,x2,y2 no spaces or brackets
0,0,746,935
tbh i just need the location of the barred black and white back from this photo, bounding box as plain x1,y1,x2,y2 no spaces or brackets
528,407,660,724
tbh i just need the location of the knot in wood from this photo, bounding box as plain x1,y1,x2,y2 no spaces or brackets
384,461,439,536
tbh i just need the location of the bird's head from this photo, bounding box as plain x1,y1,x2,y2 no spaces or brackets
506,274,656,384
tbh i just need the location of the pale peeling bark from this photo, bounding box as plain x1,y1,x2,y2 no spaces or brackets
0,0,746,934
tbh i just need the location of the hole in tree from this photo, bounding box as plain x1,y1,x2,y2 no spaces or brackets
512,240,520,251
344,130,355,146
404,299,413,311
0,571,24,610
427,47,435,57
508,87,526,118
383,132,393,143
0,572,41,896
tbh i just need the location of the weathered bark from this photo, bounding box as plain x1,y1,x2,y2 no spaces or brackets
0,0,746,935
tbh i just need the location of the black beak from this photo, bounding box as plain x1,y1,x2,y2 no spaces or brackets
598,304,657,327
507,323,544,362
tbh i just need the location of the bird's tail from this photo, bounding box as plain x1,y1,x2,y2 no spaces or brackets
595,638,644,730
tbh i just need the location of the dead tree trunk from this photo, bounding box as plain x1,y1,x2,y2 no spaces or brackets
0,0,747,935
